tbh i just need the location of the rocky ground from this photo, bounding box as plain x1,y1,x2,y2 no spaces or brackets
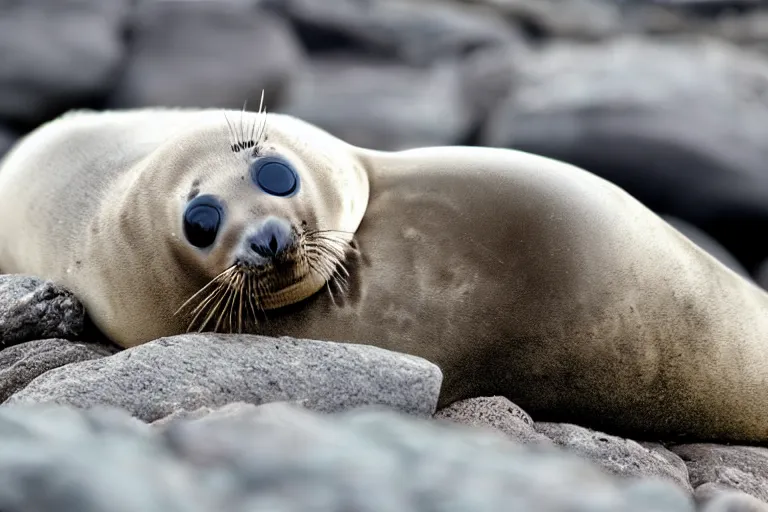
2,275,768,511
2,0,768,511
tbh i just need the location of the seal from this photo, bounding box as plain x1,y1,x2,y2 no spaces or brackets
1,106,768,444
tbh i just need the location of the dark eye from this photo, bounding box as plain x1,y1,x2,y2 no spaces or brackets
251,156,299,197
183,195,223,248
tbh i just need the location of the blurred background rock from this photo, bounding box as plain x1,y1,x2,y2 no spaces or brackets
1,0,767,289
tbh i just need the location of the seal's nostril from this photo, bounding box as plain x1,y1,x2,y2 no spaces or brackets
248,217,293,260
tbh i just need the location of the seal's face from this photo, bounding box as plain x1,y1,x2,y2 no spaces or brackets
169,110,368,334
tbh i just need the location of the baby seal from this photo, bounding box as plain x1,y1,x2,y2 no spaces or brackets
1,106,767,444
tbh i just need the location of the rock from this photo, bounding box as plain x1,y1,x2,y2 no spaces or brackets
697,484,768,512
0,404,216,512
461,0,623,40
535,422,693,493
0,275,86,348
755,258,768,290
662,216,751,279
483,36,768,273
670,444,768,503
0,402,697,512
109,0,304,110
280,56,474,150
434,396,553,445
0,0,130,127
0,338,113,403
264,0,522,66
6,333,443,421
161,402,694,512
0,126,15,158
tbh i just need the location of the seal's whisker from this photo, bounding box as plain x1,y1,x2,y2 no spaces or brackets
223,111,237,148
187,280,229,332
175,266,237,316
304,244,345,262
237,272,245,333
250,90,264,144
239,99,248,150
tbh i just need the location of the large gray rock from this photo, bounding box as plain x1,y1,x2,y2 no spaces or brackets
0,404,214,512
671,444,768,503
109,0,304,110
264,0,522,65
0,0,130,126
0,338,113,403
483,36,768,272
434,396,553,446
0,275,85,348
461,0,623,40
280,57,475,150
280,41,518,150
536,422,693,493
697,485,768,512
6,334,443,421
0,402,697,512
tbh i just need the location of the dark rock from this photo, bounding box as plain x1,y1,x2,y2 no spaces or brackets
0,126,15,158
265,0,522,66
696,484,768,511
0,402,697,512
434,396,553,445
536,422,693,493
109,0,304,110
483,36,768,273
0,0,130,127
0,275,86,348
671,444,768,502
6,333,443,421
662,216,751,279
464,0,623,40
0,338,113,403
755,258,768,290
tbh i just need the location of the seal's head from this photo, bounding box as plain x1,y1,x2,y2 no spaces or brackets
143,104,370,334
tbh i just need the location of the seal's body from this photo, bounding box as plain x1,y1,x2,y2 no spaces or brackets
1,109,767,443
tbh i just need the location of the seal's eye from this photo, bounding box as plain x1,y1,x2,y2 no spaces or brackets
183,195,223,248
251,156,299,197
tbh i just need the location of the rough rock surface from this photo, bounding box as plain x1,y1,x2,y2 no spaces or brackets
434,395,553,445
0,338,113,403
264,0,522,65
483,36,768,272
463,0,623,40
109,0,304,110
536,422,693,493
670,444,768,503
0,402,697,512
6,334,443,421
0,275,85,348
0,0,130,126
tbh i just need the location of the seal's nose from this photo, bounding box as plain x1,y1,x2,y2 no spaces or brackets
248,217,293,259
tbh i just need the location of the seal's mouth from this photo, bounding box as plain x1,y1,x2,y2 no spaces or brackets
173,229,357,334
